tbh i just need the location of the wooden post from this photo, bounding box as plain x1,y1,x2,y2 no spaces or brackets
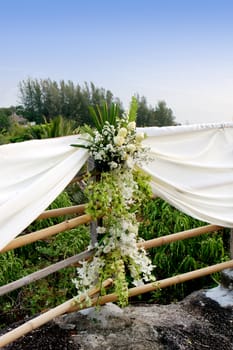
90,221,98,246
88,157,99,247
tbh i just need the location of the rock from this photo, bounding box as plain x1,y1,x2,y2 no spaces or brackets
205,285,233,307
1,289,233,350
221,268,233,290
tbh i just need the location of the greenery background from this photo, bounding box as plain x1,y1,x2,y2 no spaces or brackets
0,79,176,145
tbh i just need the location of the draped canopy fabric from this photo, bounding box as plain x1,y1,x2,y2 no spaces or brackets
1,123,233,251
141,123,233,228
0,135,89,251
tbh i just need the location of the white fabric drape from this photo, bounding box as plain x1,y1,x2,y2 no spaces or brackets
141,123,233,228
0,136,88,251
1,123,233,251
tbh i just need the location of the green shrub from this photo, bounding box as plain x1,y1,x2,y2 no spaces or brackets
66,182,87,205
0,251,25,286
0,192,90,328
0,225,90,328
15,226,90,313
138,198,229,303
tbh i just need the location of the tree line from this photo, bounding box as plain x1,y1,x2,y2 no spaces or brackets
0,78,177,133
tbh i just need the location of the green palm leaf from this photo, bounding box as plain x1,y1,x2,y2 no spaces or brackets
88,102,120,132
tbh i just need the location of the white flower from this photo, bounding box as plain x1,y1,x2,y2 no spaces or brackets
125,156,134,169
118,127,128,137
97,226,106,234
132,279,144,287
87,243,94,251
136,132,145,142
128,121,136,131
126,144,136,153
114,135,125,146
106,144,114,152
109,161,118,169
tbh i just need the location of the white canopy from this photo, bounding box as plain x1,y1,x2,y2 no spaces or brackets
0,135,88,251
1,123,233,251
141,123,233,228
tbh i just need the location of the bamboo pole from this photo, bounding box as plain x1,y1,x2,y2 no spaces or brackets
0,279,113,348
37,204,86,220
2,259,233,347
0,249,94,297
0,224,222,295
1,220,220,256
138,224,221,250
1,214,92,254
94,259,233,305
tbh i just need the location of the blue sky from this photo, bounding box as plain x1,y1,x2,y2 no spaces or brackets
1,0,233,124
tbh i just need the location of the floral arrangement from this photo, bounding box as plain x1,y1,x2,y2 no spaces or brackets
72,98,155,306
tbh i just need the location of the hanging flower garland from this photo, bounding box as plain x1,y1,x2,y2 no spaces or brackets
72,98,155,306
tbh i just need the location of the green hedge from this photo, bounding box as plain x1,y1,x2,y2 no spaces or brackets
138,198,229,303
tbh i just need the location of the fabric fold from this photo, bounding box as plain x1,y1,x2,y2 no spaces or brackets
0,136,89,250
141,123,233,227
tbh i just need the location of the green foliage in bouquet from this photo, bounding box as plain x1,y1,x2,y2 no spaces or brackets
72,97,155,307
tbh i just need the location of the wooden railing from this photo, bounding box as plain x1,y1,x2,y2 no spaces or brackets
1,204,232,347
